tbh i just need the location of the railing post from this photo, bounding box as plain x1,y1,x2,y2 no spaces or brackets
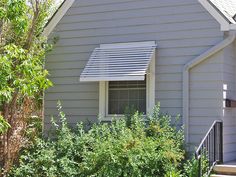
195,120,223,176
199,155,201,177
213,125,216,162
219,121,223,164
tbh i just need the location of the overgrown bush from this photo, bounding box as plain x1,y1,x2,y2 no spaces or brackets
183,151,209,177
0,115,10,135
10,104,185,177
0,0,54,173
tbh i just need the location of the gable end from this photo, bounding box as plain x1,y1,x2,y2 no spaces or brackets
42,0,75,37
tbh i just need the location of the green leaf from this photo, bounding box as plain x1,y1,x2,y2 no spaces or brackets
0,115,11,135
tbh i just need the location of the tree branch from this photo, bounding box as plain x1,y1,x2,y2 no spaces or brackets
24,0,40,49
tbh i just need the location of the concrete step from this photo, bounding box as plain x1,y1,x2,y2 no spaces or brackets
211,175,236,177
214,165,236,175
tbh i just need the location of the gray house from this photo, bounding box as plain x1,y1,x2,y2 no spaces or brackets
44,0,236,164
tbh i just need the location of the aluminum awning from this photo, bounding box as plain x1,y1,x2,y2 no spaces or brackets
80,41,156,82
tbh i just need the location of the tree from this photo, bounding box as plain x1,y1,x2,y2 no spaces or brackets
0,0,55,174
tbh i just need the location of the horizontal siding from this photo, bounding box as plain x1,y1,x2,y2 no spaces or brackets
45,0,224,150
189,52,224,149
46,84,99,93
61,7,206,23
189,41,236,162
54,36,221,49
73,0,145,7
58,18,217,33
47,61,88,70
44,115,97,124
190,108,222,117
190,90,223,99
52,28,222,41
71,0,200,13
45,92,98,101
189,116,222,125
74,0,198,7
190,99,223,108
225,152,236,162
190,81,222,90
156,91,182,99
45,100,98,108
58,21,218,38
222,42,236,162
45,108,98,116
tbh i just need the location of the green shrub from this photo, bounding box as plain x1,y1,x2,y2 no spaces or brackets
183,151,209,177
0,115,10,135
10,104,185,177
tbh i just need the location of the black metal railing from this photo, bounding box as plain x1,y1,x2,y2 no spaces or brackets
195,120,223,177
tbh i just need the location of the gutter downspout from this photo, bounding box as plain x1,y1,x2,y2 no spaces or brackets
183,31,236,144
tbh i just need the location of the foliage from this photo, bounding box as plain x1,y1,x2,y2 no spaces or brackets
0,0,56,174
0,115,10,135
0,0,53,104
183,152,209,177
0,44,52,102
10,104,185,177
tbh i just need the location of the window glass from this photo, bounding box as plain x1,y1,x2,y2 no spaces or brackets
108,80,146,114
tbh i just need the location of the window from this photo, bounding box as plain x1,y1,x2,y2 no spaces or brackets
99,56,155,120
108,80,146,114
80,41,156,120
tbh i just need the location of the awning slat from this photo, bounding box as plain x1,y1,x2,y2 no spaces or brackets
80,41,156,82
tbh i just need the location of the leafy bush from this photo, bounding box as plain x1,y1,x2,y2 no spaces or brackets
0,115,10,135
10,104,185,177
183,151,209,177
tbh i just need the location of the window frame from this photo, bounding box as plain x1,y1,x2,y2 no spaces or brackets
99,52,155,121
106,79,147,116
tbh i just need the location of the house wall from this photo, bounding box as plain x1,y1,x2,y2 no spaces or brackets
44,0,224,149
189,51,224,151
222,40,236,162
188,38,236,162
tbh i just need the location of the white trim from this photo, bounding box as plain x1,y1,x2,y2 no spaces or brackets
183,32,236,144
198,0,230,31
42,0,75,37
147,53,155,114
100,41,156,49
99,51,156,121
99,81,106,118
80,76,146,82
105,81,109,117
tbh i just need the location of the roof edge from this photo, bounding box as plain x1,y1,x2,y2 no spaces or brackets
198,0,230,31
207,0,235,24
42,0,75,37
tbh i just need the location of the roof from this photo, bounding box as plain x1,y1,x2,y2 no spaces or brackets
208,0,236,24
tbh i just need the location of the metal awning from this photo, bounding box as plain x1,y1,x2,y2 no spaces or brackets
80,41,156,81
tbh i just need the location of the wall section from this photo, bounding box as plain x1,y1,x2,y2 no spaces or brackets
222,40,236,162
44,0,223,137
189,51,224,151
